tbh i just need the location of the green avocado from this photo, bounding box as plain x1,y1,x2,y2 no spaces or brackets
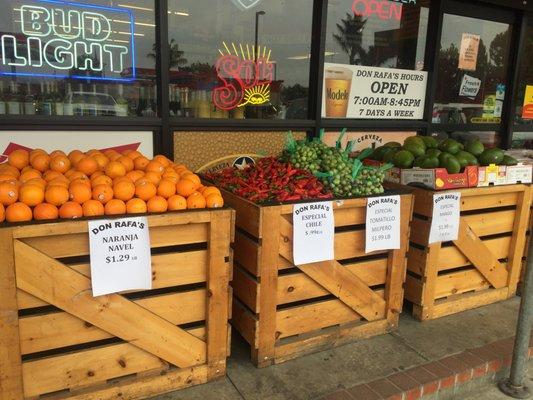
384,141,402,148
420,157,440,169
438,139,461,155
456,151,478,167
403,142,426,158
454,153,469,169
413,156,424,168
465,140,485,157
425,148,442,158
382,148,399,163
503,155,518,166
421,136,439,149
370,146,388,161
479,148,505,166
442,156,461,174
405,136,427,149
438,152,453,166
393,150,415,169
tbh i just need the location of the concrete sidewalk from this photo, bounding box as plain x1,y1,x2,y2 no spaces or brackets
154,298,523,400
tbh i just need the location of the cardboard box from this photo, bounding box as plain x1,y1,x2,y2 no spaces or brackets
364,159,478,190
477,164,532,186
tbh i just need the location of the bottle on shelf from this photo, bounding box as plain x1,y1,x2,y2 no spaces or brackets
115,84,129,116
197,90,210,118
24,82,36,115
0,81,6,115
63,82,73,116
41,82,54,116
53,82,64,116
6,81,21,115
169,85,182,116
181,87,191,117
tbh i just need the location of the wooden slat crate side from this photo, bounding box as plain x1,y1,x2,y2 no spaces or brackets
461,192,520,212
434,269,491,299
404,274,423,305
232,266,260,313
233,230,261,277
219,189,262,238
279,197,368,215
19,289,207,355
231,299,258,347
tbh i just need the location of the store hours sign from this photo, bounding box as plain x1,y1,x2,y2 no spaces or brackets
322,63,427,119
0,0,136,81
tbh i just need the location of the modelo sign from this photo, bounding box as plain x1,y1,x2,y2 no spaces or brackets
0,0,136,81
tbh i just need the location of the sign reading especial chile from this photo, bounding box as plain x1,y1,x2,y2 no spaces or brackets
0,0,136,81
322,63,428,120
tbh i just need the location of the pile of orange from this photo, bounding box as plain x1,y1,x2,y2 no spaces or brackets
0,148,224,223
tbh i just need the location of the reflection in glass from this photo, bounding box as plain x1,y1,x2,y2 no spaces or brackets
0,0,157,117
167,0,313,120
433,14,511,126
515,22,533,125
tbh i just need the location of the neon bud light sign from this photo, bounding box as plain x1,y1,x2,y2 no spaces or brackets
0,0,136,82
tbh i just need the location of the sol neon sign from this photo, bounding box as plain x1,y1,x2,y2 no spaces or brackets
352,0,416,21
0,0,136,82
213,41,274,111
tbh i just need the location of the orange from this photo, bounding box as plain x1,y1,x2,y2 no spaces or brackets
68,171,89,182
0,164,20,177
202,187,222,198
45,185,69,206
113,176,132,185
153,155,171,168
125,150,142,160
76,156,99,176
186,192,206,209
29,149,47,162
167,194,187,211
69,183,92,204
5,202,32,223
176,179,196,197
0,173,16,182
30,153,50,172
144,171,161,185
135,180,157,201
90,170,104,180
92,184,113,204
157,179,176,198
117,156,134,172
92,153,109,170
85,149,101,157
0,203,4,222
105,199,126,215
182,173,201,189
205,193,224,208
70,177,91,189
19,184,45,207
47,177,69,188
103,149,119,159
64,169,76,179
68,150,84,165
59,201,83,219
25,178,47,190
126,198,147,214
113,180,135,201
49,155,71,174
8,149,30,170
0,182,19,205
133,156,150,171
126,170,144,182
162,169,179,183
91,175,113,187
147,196,168,213
43,170,63,182
82,199,105,217
105,161,126,179
19,169,42,183
49,150,66,158
33,203,59,220
145,160,165,175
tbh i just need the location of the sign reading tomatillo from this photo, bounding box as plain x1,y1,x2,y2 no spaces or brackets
0,0,136,82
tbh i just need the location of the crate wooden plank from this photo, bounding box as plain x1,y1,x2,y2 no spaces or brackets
16,290,49,309
14,240,206,368
21,223,208,258
231,300,258,346
21,342,168,398
279,198,368,215
0,229,24,400
232,266,259,312
404,275,423,305
429,287,510,319
277,259,388,305
461,192,519,212
19,289,207,355
206,210,232,379
453,220,508,289
296,260,387,321
276,299,361,339
435,269,490,299
233,230,260,276
219,189,261,238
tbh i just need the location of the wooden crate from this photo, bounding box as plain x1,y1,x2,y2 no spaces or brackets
225,190,414,367
405,185,532,321
0,209,234,400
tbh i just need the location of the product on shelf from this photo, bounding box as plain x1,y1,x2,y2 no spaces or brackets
0,148,223,223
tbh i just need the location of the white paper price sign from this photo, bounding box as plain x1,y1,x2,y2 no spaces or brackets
365,195,401,253
293,202,335,265
428,193,462,244
89,217,152,297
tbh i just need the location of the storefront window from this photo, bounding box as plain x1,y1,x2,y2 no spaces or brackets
166,0,313,120
322,0,430,120
436,131,501,148
0,0,157,117
433,14,512,125
515,21,533,126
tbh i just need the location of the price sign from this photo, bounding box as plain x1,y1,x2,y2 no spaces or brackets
428,193,461,244
293,202,335,265
365,195,401,253
89,217,152,297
